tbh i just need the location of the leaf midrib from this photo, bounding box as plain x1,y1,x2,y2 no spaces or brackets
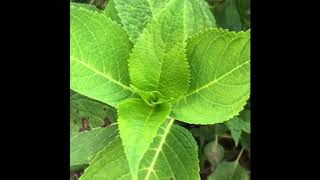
71,56,133,92
144,118,175,180
185,60,249,98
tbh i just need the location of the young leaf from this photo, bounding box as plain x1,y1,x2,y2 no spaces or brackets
208,161,249,180
118,98,171,180
128,0,190,104
172,28,250,124
70,4,134,107
70,126,118,170
80,121,200,180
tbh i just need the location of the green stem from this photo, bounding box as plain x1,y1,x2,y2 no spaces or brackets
235,147,244,164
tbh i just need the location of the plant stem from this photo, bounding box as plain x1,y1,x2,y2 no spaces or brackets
235,147,245,163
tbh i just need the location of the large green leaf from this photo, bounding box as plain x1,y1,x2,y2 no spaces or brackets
118,98,171,180
208,161,249,180
70,91,116,138
172,28,250,124
111,0,215,43
128,0,190,104
80,121,200,180
70,126,118,170
70,3,134,107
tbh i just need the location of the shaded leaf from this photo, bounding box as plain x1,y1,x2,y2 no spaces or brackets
70,91,114,138
225,117,242,146
208,161,249,180
70,126,118,170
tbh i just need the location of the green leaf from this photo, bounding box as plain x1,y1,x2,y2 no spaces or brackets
71,2,98,11
70,3,134,107
213,0,243,31
113,0,215,43
184,0,216,37
70,126,118,170
114,0,168,43
104,0,122,24
70,91,113,138
118,98,171,179
172,28,250,124
112,0,165,43
240,132,250,150
236,0,250,30
225,117,242,146
128,0,190,104
239,109,250,133
204,140,224,167
208,161,249,180
130,85,174,106
80,121,200,180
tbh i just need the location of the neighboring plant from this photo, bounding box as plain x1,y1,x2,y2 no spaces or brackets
70,0,250,179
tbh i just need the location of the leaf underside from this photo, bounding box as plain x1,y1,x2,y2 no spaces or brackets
172,28,250,124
